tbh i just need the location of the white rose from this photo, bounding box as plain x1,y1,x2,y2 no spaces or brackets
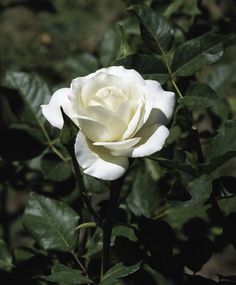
41,66,175,180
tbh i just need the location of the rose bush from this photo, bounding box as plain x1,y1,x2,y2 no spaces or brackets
42,66,175,180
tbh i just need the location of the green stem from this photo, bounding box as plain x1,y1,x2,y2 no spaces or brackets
40,123,68,161
70,249,87,274
161,50,204,163
102,176,124,276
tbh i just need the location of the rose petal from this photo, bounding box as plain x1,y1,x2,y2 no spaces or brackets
84,106,127,141
93,137,141,151
105,66,146,85
122,100,144,140
77,115,111,142
41,88,76,129
81,73,125,108
75,132,129,180
112,124,169,157
145,80,175,125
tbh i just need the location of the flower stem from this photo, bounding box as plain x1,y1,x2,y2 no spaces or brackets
101,176,124,276
70,249,87,274
160,50,204,163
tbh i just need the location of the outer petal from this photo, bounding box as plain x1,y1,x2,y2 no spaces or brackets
75,132,129,180
41,88,76,129
145,80,175,125
112,124,169,157
93,137,141,151
105,66,146,85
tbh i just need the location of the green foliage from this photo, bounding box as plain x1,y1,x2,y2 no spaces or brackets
99,262,142,285
171,33,226,76
41,152,72,182
42,264,93,284
23,192,80,251
1,1,236,285
179,83,219,109
130,5,174,54
0,239,13,272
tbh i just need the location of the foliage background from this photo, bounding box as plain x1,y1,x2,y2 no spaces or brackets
0,0,236,284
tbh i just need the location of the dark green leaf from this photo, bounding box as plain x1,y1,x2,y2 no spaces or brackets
204,121,236,172
42,264,92,284
115,24,133,60
0,239,13,272
172,33,226,76
114,54,169,84
99,262,142,285
127,165,161,218
4,71,51,122
99,27,121,67
64,52,99,78
172,175,212,208
150,156,196,176
178,83,218,109
130,5,174,54
207,63,236,96
41,152,72,182
113,225,138,242
23,192,79,251
83,174,109,194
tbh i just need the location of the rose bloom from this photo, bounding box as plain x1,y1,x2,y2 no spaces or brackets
42,66,175,180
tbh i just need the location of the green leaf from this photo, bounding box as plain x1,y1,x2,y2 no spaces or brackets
114,54,169,84
130,5,174,54
115,24,133,60
112,224,138,242
42,264,92,284
207,63,236,97
83,174,109,194
127,165,161,218
99,27,121,67
172,175,212,208
178,83,219,109
172,33,226,76
64,52,99,78
23,192,80,251
100,262,142,285
0,239,13,272
4,71,51,123
203,121,236,173
41,152,72,182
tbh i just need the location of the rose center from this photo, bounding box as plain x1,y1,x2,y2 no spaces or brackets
93,86,128,111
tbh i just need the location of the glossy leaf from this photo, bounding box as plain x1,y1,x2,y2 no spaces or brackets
130,5,174,54
172,33,226,76
99,27,121,67
172,175,212,208
179,83,218,109
42,264,93,284
114,54,169,84
41,152,72,182
4,71,51,122
23,192,80,251
64,52,99,78
127,166,161,218
204,121,236,171
0,239,13,272
99,261,142,285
